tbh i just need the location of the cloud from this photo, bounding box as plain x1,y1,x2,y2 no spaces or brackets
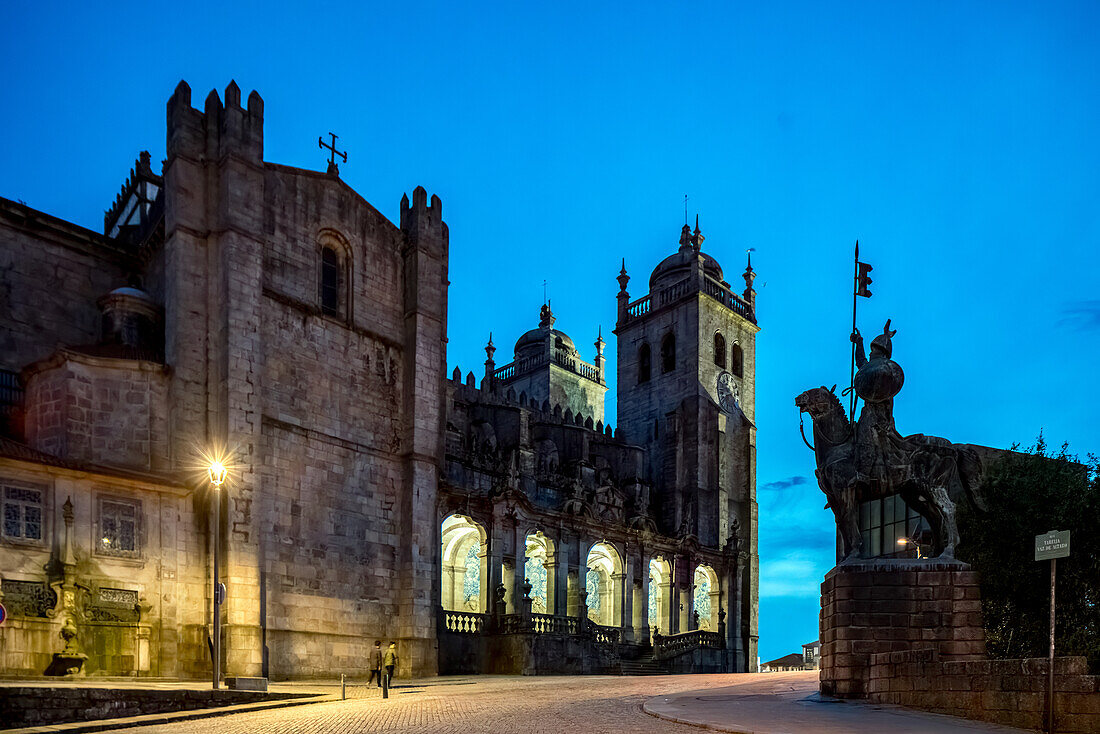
761,475,809,492
1059,301,1100,331
759,550,830,598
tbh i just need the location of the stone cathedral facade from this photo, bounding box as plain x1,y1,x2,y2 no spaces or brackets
0,82,758,680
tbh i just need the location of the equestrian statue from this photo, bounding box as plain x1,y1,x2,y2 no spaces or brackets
795,320,983,561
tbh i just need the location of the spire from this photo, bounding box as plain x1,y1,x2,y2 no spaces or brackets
616,258,630,293
484,332,497,385
594,326,606,377
691,214,705,251
743,249,757,312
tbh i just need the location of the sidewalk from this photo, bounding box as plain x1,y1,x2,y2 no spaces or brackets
644,671,1034,734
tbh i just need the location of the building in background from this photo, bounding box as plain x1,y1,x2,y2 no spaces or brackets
0,82,759,680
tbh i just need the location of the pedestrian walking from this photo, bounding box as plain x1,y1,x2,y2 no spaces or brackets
383,642,398,688
367,640,383,687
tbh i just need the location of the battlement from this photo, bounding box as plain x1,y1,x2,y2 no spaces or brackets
399,185,443,228
448,365,619,441
166,80,264,164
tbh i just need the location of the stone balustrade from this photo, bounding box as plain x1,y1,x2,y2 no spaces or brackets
653,629,725,660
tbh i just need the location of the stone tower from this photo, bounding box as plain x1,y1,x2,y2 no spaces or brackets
613,219,760,669
491,303,607,423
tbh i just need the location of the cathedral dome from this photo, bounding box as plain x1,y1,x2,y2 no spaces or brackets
649,222,726,289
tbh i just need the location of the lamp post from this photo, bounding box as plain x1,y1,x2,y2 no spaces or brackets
208,461,227,690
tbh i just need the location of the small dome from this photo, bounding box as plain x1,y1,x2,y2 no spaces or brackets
513,302,577,356
649,250,725,289
515,328,576,354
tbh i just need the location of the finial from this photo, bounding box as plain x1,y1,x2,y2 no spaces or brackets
485,333,496,362
691,215,704,251
617,259,630,294
539,302,556,329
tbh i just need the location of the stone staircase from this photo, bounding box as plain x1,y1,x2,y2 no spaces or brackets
617,650,667,676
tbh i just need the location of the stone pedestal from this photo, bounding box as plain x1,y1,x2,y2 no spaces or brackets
820,560,986,698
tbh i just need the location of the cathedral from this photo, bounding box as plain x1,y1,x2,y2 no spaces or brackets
0,82,759,680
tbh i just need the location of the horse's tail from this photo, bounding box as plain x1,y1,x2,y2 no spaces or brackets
956,445,987,512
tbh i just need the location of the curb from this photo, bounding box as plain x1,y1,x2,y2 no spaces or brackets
5,693,334,734
641,698,753,734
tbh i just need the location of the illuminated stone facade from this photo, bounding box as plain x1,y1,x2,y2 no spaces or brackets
0,81,758,680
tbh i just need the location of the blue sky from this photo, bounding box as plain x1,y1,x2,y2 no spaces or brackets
3,1,1098,664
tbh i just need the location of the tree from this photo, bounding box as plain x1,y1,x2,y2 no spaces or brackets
957,436,1100,672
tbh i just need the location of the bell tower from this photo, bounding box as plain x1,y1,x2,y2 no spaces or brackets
613,218,760,670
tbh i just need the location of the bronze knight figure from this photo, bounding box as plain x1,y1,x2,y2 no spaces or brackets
795,320,983,561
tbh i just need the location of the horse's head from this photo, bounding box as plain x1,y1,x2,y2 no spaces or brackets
795,385,841,420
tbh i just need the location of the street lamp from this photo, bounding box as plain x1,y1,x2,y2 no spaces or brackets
208,460,227,690
896,536,924,559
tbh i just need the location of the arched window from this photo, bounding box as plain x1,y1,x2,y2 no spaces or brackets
661,333,675,374
320,246,340,317
714,332,727,368
638,344,651,384
731,343,743,378
441,514,488,613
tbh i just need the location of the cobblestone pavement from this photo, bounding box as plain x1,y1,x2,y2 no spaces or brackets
125,672,791,734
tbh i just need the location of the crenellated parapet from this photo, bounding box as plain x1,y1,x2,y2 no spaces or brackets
443,366,654,529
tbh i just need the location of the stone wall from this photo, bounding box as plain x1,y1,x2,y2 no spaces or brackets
819,561,986,697
0,199,133,374
24,353,170,471
867,649,1100,733
0,457,201,678
0,686,309,728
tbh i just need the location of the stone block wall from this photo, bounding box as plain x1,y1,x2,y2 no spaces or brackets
819,561,986,697
0,200,132,374
867,649,1100,733
24,354,169,471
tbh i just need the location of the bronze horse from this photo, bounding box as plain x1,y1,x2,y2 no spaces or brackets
795,385,983,561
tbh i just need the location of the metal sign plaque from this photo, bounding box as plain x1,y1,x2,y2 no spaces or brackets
1035,530,1071,561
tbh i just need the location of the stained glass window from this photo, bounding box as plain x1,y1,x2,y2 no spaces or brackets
648,576,658,627
462,543,480,609
694,575,711,629
586,568,601,622
2,485,43,541
525,555,547,613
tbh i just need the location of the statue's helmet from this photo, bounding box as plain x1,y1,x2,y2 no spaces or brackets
869,320,896,359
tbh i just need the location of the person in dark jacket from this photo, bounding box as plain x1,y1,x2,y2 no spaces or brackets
367,640,383,687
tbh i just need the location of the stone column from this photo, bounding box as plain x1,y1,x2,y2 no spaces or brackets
554,535,570,617
730,558,745,670
636,551,651,645
478,541,491,614
622,548,636,641
511,522,526,615
488,514,505,613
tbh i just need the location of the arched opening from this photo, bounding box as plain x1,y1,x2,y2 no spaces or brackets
694,565,720,630
320,246,341,316
731,343,743,378
648,557,671,634
660,333,675,374
638,343,651,384
441,514,487,613
714,332,726,368
525,531,555,614
586,542,623,627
